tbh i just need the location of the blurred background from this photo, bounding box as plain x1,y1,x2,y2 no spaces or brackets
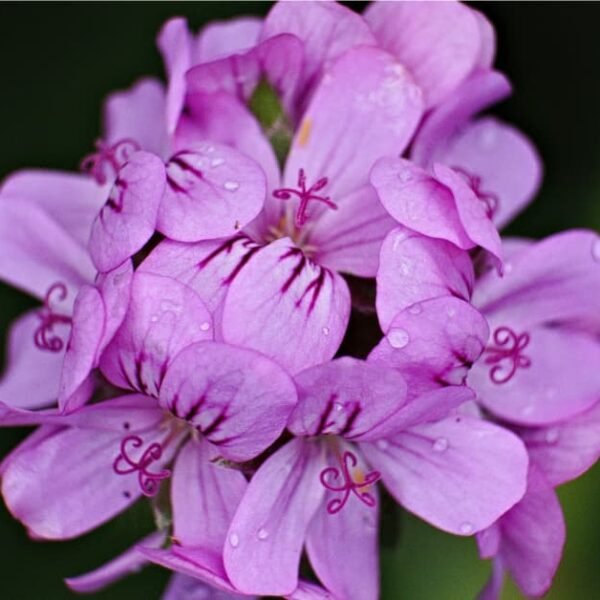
0,2,599,598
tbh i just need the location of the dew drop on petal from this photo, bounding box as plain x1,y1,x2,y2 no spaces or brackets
398,169,413,183
257,528,269,541
322,326,330,336
334,402,343,412
460,522,474,535
408,303,423,315
229,533,240,548
211,158,225,167
432,437,449,452
200,321,210,332
224,181,240,191
592,238,600,262
376,440,389,451
388,327,410,349
545,428,560,445
150,314,159,323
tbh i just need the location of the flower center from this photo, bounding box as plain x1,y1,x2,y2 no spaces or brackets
319,449,381,514
484,325,532,384
453,166,499,219
80,138,140,185
273,168,338,228
34,283,72,352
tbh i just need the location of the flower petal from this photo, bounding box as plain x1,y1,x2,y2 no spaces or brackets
104,78,168,158
89,151,166,273
370,297,488,397
310,184,397,278
224,440,325,596
284,46,423,202
305,445,379,600
196,17,262,62
99,272,213,397
221,238,350,374
160,341,296,462
1,169,107,246
376,227,474,332
520,400,600,486
164,573,249,600
365,1,482,108
157,143,266,242
288,357,407,439
0,201,95,301
172,438,247,551
362,416,528,535
65,531,165,593
0,311,64,409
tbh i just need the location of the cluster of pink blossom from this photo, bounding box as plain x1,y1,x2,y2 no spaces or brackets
1,2,599,599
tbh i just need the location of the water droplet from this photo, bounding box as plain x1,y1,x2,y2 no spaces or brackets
446,306,457,318
592,238,600,262
200,321,211,332
398,169,413,183
460,522,474,535
150,314,159,323
504,262,513,274
334,402,343,412
224,181,240,191
376,440,389,451
408,303,423,315
545,428,560,445
322,326,330,336
388,327,410,349
205,145,215,154
257,528,269,540
211,157,225,167
229,533,239,548
432,437,449,452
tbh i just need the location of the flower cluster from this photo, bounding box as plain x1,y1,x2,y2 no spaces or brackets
1,2,599,599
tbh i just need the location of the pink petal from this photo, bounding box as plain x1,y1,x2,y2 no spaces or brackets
521,400,600,486
288,357,408,439
186,34,303,116
164,573,250,600
157,18,192,134
284,46,423,203
497,466,565,597
104,78,169,158
365,1,483,108
221,238,350,374
0,201,95,302
157,143,266,242
224,440,326,596
362,416,528,535
470,325,600,425
65,531,165,593
0,311,65,409
58,284,105,413
160,342,296,462
99,272,213,397
310,184,397,278
1,169,108,246
261,1,374,110
477,559,505,600
432,118,542,229
89,151,166,273
306,444,379,600
196,17,262,62
1,416,166,539
172,438,247,551
370,297,488,397
376,227,474,332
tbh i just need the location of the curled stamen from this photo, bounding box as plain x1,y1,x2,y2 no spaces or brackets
319,450,380,514
80,138,140,185
484,326,532,384
273,168,338,227
34,283,72,352
113,435,171,497
453,166,499,219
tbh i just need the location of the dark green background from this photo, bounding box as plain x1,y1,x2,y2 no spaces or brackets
1,2,599,598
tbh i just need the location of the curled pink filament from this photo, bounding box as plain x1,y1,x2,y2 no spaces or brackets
319,450,381,514
273,168,338,227
484,326,532,384
80,138,140,185
452,166,499,219
34,283,72,352
113,435,171,497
